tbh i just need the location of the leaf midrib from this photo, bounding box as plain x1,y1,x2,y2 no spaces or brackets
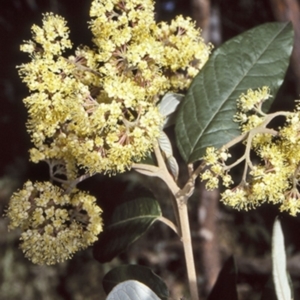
109,214,160,227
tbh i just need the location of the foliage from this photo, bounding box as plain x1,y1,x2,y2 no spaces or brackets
93,198,161,263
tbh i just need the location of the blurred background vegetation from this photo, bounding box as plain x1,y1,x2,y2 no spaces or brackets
1,0,300,299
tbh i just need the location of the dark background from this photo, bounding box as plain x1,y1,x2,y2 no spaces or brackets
0,0,300,299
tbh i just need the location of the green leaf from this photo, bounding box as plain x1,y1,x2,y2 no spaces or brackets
175,22,293,163
103,265,169,300
106,280,160,300
93,198,162,263
272,218,292,300
207,256,238,300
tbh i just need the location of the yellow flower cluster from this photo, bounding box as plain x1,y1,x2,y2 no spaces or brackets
7,181,103,265
201,87,300,216
18,0,212,177
201,147,233,189
11,0,212,264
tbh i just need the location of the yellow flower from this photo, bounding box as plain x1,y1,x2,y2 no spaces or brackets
202,147,219,165
280,191,300,216
7,181,103,265
201,170,219,190
221,186,252,210
236,86,271,113
18,0,212,177
154,15,213,90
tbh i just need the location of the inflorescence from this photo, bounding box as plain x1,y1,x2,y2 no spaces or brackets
7,181,102,265
201,86,300,216
7,0,212,264
19,0,212,177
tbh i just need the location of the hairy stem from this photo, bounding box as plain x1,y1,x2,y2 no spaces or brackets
177,201,199,300
134,143,200,299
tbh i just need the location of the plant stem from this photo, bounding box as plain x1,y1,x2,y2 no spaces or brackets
133,144,200,299
177,200,199,300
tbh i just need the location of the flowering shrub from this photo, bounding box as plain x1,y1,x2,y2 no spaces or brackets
6,0,297,299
